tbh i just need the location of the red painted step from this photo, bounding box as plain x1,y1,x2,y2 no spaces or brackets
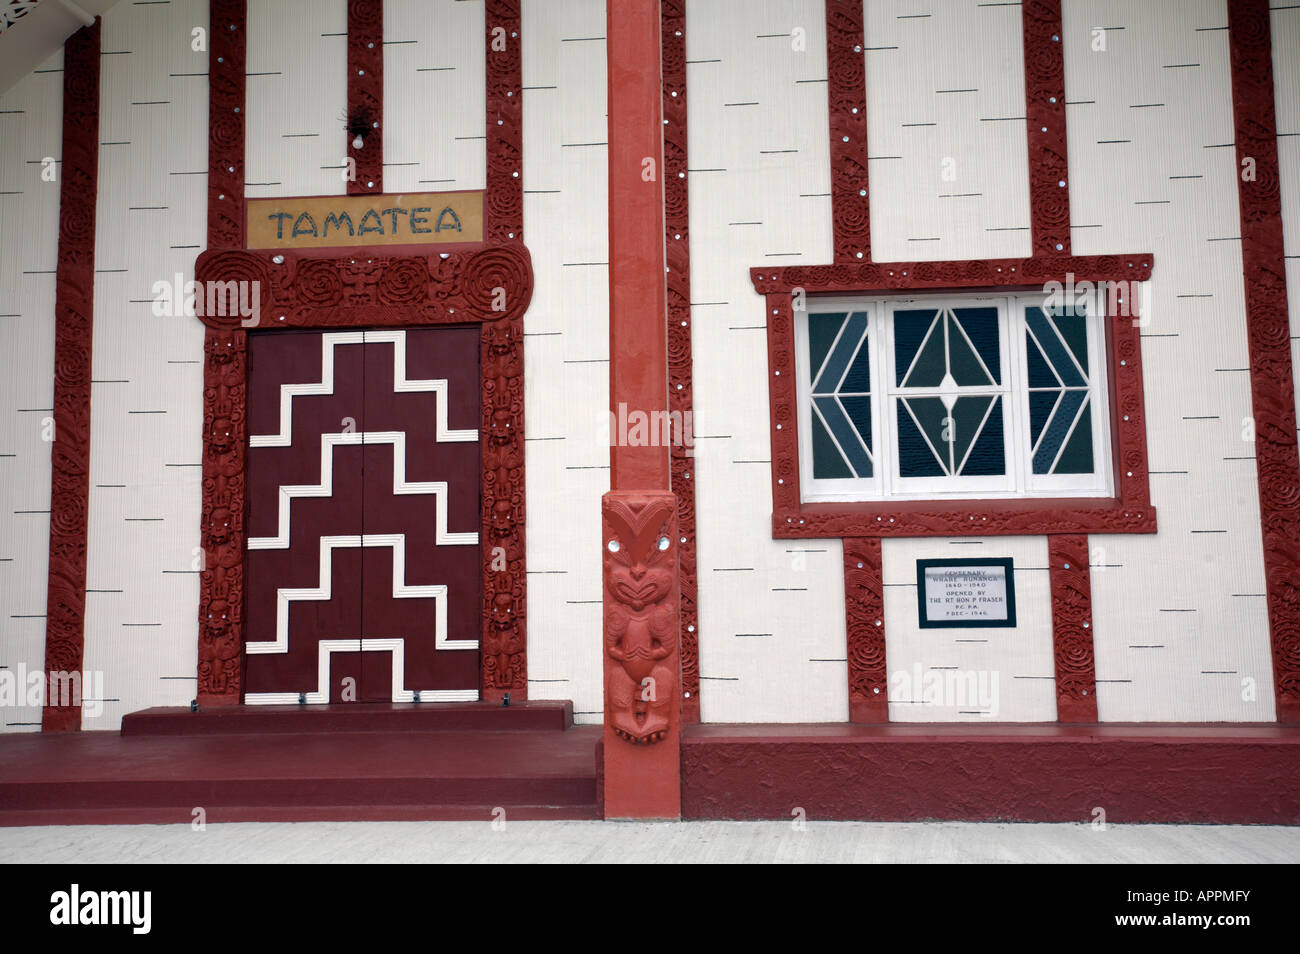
121,701,574,736
0,724,601,826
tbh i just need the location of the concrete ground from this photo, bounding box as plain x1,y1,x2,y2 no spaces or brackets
3,820,1297,863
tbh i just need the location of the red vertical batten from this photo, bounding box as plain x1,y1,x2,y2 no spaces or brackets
42,21,101,732
1022,0,1099,722
1021,0,1070,257
660,0,699,723
843,538,888,721
196,0,247,706
480,0,528,700
1227,0,1300,722
604,0,680,818
485,0,523,244
825,0,870,263
1048,535,1097,721
346,0,383,195
825,0,886,721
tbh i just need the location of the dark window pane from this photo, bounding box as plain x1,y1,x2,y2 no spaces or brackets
1053,398,1094,474
814,396,872,477
808,312,846,389
813,311,867,393
1051,311,1089,376
840,332,872,392
952,307,1000,384
1026,329,1058,388
1026,307,1085,387
1033,388,1087,473
950,394,993,473
810,405,853,479
898,397,948,476
962,396,1005,476
1028,389,1059,447
840,394,873,456
894,309,942,386
947,314,994,386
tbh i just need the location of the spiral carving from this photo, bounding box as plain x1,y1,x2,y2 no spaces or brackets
378,257,429,305
461,246,531,320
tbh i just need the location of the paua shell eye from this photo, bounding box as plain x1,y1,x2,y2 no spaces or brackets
657,537,670,551
607,540,620,553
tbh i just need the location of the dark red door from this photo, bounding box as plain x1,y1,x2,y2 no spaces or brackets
242,327,482,704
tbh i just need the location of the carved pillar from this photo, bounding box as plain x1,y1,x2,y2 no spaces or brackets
603,0,680,818
602,492,681,816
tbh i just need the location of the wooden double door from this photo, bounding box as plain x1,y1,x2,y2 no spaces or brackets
241,327,482,704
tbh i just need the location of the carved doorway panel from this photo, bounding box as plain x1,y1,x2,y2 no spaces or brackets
242,327,482,704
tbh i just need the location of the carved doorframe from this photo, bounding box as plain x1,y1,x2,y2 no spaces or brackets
192,243,532,705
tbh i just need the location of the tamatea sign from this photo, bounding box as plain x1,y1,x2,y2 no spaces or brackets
246,190,484,249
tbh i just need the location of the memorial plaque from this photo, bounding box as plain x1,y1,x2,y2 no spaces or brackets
916,558,1017,629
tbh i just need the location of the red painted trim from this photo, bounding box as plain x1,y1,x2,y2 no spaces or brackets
1048,535,1097,721
42,21,100,732
207,0,245,250
681,723,1300,823
346,0,383,195
661,0,699,723
485,0,523,244
1227,0,1300,722
1021,0,1070,256
196,0,248,704
191,246,534,705
481,0,527,701
604,0,679,819
607,3,670,491
843,538,887,721
825,0,870,263
755,256,1157,538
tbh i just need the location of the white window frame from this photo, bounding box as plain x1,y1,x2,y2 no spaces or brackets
794,291,1115,503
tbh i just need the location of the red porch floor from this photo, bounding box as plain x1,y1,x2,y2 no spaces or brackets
0,702,601,825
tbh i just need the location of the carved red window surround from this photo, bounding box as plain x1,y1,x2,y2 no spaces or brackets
752,256,1156,539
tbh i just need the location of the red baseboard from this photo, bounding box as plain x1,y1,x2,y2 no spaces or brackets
681,723,1300,824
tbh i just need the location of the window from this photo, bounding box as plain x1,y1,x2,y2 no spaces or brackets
795,291,1113,502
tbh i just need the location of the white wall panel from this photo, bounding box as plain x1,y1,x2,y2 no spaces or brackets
383,0,485,194
1273,8,1300,460
81,0,209,729
884,537,1056,721
521,0,610,724
0,49,62,733
687,0,848,723
1064,0,1272,720
245,0,347,198
863,0,1033,263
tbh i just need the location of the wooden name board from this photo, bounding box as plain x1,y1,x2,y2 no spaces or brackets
245,191,484,249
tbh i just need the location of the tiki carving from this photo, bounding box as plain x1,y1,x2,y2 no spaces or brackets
603,492,680,745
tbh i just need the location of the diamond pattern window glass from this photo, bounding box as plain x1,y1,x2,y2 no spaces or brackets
795,292,1114,502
